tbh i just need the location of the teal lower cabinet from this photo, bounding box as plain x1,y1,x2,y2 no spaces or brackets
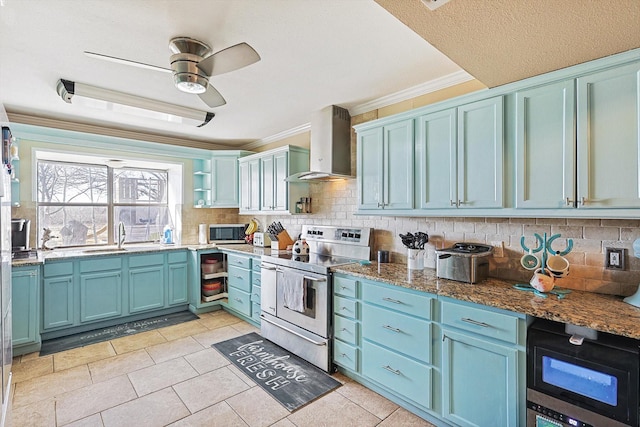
79,257,123,323
12,265,41,355
42,261,74,331
440,298,526,427
41,250,190,339
226,253,255,320
167,251,188,306
333,273,526,427
128,254,164,314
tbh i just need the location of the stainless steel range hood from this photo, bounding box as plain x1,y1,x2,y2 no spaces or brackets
286,105,353,182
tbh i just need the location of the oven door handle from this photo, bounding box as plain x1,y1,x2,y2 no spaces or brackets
303,276,326,282
260,315,327,346
261,264,277,270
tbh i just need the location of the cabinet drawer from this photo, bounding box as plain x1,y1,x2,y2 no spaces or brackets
43,261,73,277
252,272,262,287
228,287,251,317
441,300,519,344
128,253,163,268
168,251,187,264
334,275,357,298
251,302,261,324
334,340,358,372
362,282,433,320
252,259,262,272
80,257,122,273
334,315,358,345
362,340,432,410
251,285,261,303
362,303,431,364
228,253,252,269
334,295,357,320
228,265,251,292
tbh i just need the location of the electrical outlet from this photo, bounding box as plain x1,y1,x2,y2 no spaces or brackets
491,241,504,257
605,247,626,270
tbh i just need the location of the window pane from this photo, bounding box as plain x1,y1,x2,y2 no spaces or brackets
37,161,108,203
114,169,167,204
114,205,170,243
38,206,108,248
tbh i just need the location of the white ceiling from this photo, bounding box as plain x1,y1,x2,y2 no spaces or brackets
0,0,465,148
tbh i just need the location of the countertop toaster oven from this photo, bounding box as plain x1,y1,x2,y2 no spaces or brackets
436,243,493,283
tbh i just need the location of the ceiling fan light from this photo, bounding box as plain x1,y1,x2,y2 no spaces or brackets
173,73,207,94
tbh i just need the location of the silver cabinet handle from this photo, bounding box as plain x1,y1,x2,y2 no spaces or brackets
382,325,402,333
304,276,326,282
234,298,243,303
382,365,401,375
382,297,403,305
261,264,276,270
341,328,348,332
340,306,350,311
461,317,491,328
577,196,587,205
565,197,574,206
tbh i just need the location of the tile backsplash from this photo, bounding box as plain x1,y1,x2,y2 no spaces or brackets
236,180,640,298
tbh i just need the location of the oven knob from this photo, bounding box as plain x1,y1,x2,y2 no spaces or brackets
354,233,360,238
341,232,347,237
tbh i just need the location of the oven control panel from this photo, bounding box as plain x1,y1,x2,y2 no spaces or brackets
527,401,592,427
302,225,370,245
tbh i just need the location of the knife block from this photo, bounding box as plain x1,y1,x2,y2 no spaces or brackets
271,230,294,250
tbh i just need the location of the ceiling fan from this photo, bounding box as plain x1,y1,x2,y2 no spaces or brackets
84,37,261,108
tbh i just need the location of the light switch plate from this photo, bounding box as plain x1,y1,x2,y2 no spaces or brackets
605,247,626,270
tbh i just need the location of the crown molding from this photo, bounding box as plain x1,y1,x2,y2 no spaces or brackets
349,70,474,115
241,122,310,150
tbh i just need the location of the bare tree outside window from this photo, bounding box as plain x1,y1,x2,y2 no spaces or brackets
37,160,169,248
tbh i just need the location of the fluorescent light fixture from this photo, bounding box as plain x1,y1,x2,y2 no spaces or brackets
56,79,214,127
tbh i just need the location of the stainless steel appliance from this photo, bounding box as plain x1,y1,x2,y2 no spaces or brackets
260,225,371,372
0,160,12,427
208,223,247,244
436,242,493,283
253,232,271,248
527,319,639,427
11,218,30,251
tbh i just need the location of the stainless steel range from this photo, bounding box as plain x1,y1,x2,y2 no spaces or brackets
260,225,371,372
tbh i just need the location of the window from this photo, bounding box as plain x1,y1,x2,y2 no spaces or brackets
37,160,169,248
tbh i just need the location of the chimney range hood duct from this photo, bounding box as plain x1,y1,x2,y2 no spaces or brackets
286,105,353,182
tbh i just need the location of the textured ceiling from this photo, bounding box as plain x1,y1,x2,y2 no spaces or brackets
375,0,640,88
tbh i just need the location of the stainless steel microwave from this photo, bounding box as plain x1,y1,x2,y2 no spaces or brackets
209,224,247,244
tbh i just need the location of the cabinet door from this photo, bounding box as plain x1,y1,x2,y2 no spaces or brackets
442,329,518,427
211,156,239,207
12,268,39,346
260,155,275,211
80,271,122,323
457,96,504,208
577,62,640,208
383,119,414,209
43,276,74,330
239,161,251,211
168,263,188,305
239,159,260,212
357,127,384,209
129,266,165,313
273,151,289,211
515,80,576,209
416,108,457,209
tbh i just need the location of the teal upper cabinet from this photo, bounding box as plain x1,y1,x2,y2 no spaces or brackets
577,62,640,209
416,109,457,209
515,80,576,209
239,145,310,214
239,158,260,212
357,118,414,210
193,151,252,208
456,96,504,208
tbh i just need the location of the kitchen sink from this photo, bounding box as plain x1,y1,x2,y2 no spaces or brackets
82,245,164,254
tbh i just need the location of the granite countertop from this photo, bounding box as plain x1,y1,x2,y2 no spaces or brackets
332,262,640,340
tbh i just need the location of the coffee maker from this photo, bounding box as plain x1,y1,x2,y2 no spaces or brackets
11,218,31,257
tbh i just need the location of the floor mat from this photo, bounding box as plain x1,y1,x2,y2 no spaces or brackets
39,311,199,356
212,332,341,412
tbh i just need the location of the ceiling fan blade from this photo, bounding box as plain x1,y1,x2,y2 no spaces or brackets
198,85,227,108
196,42,261,77
84,51,172,74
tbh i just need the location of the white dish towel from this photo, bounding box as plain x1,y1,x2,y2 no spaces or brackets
280,270,306,313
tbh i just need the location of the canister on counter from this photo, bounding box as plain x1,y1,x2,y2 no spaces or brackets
377,250,390,263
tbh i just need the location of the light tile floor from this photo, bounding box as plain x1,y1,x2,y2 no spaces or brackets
9,310,436,427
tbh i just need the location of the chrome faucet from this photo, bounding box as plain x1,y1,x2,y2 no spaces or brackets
117,221,126,249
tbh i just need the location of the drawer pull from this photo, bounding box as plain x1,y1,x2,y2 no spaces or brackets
340,353,347,358
382,297,404,305
235,275,244,280
340,306,350,311
341,328,349,332
461,317,491,328
234,298,243,303
340,286,348,290
382,365,402,376
382,325,402,333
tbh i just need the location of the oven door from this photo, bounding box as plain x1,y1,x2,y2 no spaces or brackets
275,268,328,338
528,328,639,426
